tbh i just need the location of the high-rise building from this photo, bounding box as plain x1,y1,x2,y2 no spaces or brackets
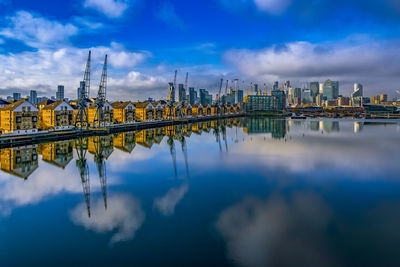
199,89,212,106
238,90,244,103
380,94,388,103
13,93,21,101
178,84,186,102
322,80,339,100
167,82,175,102
29,90,38,104
352,83,363,98
56,85,65,100
310,82,319,96
188,87,197,105
273,81,279,91
77,81,86,99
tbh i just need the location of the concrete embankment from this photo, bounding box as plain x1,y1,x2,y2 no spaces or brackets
0,114,244,148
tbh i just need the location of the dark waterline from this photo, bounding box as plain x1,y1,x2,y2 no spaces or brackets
0,118,400,266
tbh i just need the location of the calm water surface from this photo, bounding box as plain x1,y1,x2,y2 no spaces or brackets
0,118,400,266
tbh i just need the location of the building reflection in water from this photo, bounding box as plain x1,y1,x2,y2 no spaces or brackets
0,118,291,183
39,141,74,169
0,145,39,179
243,118,287,139
0,118,351,215
319,121,340,133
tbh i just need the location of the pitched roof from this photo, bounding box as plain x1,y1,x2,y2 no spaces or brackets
111,101,132,109
134,102,153,109
0,99,31,111
0,99,10,105
42,100,69,110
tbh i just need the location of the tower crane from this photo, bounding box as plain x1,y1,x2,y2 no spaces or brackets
167,133,177,177
75,137,91,218
94,55,108,127
179,135,189,178
93,137,108,210
75,51,91,130
218,78,224,105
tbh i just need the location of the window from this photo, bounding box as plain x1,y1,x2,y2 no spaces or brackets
28,107,31,112
16,116,22,123
32,116,37,122
22,107,26,112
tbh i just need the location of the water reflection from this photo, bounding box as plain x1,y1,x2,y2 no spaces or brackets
0,118,400,266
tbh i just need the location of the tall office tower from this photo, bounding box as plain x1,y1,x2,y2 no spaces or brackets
167,82,175,102
254,84,259,95
56,85,65,100
178,84,186,102
351,83,363,98
188,87,196,105
322,80,339,100
380,94,388,103
13,92,21,101
319,83,324,94
310,82,319,96
77,81,86,100
293,88,302,105
199,89,212,105
238,89,244,102
29,90,38,104
273,81,279,91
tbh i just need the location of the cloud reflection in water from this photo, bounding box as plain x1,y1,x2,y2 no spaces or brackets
216,193,336,267
70,194,145,245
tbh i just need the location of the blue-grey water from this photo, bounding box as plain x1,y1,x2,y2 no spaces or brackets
0,118,400,266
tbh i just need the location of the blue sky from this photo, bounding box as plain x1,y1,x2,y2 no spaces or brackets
0,0,400,100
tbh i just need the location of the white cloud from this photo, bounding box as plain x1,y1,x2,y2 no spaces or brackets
253,0,291,14
220,0,291,15
84,0,130,18
0,11,78,48
153,184,188,216
224,38,400,95
0,43,155,100
70,194,145,244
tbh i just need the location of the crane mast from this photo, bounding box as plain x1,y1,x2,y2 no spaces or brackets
94,55,108,127
75,51,91,130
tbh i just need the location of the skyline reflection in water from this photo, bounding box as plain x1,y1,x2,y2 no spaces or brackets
0,118,400,266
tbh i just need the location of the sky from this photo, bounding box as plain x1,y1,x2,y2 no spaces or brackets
0,0,400,101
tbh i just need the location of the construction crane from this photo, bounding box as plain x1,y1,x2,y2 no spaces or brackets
167,133,177,177
94,55,108,127
221,122,228,152
75,137,91,218
179,135,189,178
93,137,108,210
218,78,224,105
75,51,91,130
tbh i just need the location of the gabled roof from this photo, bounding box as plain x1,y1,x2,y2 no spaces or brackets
134,102,153,109
42,100,72,110
0,99,34,111
0,99,10,105
111,101,133,109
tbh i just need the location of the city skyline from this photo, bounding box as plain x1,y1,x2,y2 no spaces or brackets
1,0,400,100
